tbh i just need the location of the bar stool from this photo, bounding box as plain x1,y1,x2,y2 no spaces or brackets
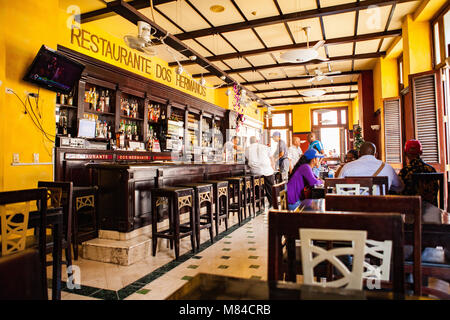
236,175,255,218
151,187,196,260
223,177,245,225
250,175,263,215
72,186,98,260
203,180,229,237
179,183,214,249
259,176,266,210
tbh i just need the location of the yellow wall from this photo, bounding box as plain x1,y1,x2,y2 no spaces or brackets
0,1,59,191
352,96,359,126
272,101,354,133
402,14,433,87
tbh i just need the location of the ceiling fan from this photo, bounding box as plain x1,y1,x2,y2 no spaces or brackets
123,21,158,56
280,26,329,63
307,67,341,83
300,88,327,97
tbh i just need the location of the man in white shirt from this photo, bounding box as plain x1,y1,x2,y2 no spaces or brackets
287,137,303,173
338,142,404,194
223,136,242,162
247,136,276,206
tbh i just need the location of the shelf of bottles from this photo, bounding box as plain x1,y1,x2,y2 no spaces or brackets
82,83,115,141
165,107,184,153
56,91,77,136
118,93,144,145
146,101,165,152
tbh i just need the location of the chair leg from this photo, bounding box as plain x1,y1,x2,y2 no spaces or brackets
208,204,214,244
72,210,79,261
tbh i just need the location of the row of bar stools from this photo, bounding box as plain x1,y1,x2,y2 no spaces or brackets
179,183,214,250
203,180,229,237
151,187,196,259
223,177,245,225
239,175,255,218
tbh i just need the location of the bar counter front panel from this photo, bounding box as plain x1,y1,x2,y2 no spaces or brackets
56,147,247,233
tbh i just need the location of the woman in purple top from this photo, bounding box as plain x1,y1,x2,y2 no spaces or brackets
286,148,324,210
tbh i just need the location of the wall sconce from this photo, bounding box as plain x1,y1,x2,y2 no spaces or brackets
371,125,380,131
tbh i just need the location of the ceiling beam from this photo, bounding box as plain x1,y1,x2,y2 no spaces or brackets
168,30,400,67
80,0,175,23
240,71,360,86
173,0,415,40
269,99,354,106
263,91,358,100
192,53,384,77
255,82,358,94
104,0,269,106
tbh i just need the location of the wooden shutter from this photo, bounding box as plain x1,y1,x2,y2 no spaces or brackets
384,98,402,163
412,73,440,163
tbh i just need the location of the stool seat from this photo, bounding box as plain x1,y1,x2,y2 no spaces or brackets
179,183,214,249
151,187,196,259
222,177,245,225
234,175,255,218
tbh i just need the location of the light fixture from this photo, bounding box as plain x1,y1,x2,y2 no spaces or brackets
210,5,225,13
189,55,197,61
300,89,326,97
225,88,232,96
241,89,247,97
200,77,206,86
220,75,226,81
175,65,184,75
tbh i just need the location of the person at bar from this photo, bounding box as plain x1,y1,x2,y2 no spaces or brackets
398,139,439,205
272,132,289,181
287,137,303,173
223,135,242,162
287,149,324,210
307,132,325,154
334,149,359,177
246,136,276,206
338,141,404,194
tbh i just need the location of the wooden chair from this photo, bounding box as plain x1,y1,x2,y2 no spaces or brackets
271,181,287,210
300,228,367,290
412,173,445,209
36,181,74,273
347,176,389,195
0,188,48,300
325,194,422,296
325,177,374,195
0,248,46,300
268,210,405,297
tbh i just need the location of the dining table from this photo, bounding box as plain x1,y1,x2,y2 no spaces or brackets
28,206,64,300
166,273,433,300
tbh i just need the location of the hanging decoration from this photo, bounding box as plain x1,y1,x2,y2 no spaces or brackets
232,83,246,131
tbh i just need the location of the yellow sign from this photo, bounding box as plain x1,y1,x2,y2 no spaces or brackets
65,25,211,100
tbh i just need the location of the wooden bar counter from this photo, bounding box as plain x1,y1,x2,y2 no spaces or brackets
88,162,247,233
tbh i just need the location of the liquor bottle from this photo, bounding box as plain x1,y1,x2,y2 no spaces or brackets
105,90,110,112
60,94,66,105
102,120,108,138
56,92,61,104
68,94,73,106
107,123,112,140
161,108,166,120
100,90,105,112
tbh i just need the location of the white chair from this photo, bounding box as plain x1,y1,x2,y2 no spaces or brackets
363,239,393,282
299,228,367,290
335,184,370,195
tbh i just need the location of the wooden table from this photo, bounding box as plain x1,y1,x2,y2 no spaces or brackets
29,207,64,300
166,273,432,300
298,199,450,256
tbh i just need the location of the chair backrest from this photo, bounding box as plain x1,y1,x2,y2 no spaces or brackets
0,188,48,300
300,228,367,290
325,194,422,295
271,181,287,210
37,181,73,243
347,176,389,195
325,177,374,195
0,202,30,256
411,172,444,209
268,210,405,295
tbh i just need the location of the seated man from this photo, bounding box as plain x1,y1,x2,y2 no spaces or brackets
337,142,404,194
398,139,439,205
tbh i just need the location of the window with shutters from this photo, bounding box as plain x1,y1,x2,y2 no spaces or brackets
412,74,440,163
384,98,402,164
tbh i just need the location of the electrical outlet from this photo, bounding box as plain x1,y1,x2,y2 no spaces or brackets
13,153,19,164
33,153,39,163
5,87,14,94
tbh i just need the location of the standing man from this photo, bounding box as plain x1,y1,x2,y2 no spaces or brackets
307,132,325,154
223,136,242,162
288,137,303,173
272,132,289,181
247,136,276,206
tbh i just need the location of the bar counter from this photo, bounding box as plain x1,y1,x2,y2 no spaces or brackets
87,161,248,233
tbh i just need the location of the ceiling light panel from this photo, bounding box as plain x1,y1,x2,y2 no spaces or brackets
322,12,356,39
353,58,376,70
388,1,421,30
254,23,294,47
287,18,323,43
221,29,266,51
221,58,252,69
156,1,210,32
327,43,354,57
195,35,236,55
355,39,382,54
357,5,390,35
245,54,279,67
189,0,243,26
321,0,357,8
234,0,279,20
276,0,317,14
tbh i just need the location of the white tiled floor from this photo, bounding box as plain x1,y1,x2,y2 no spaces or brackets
54,207,269,300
